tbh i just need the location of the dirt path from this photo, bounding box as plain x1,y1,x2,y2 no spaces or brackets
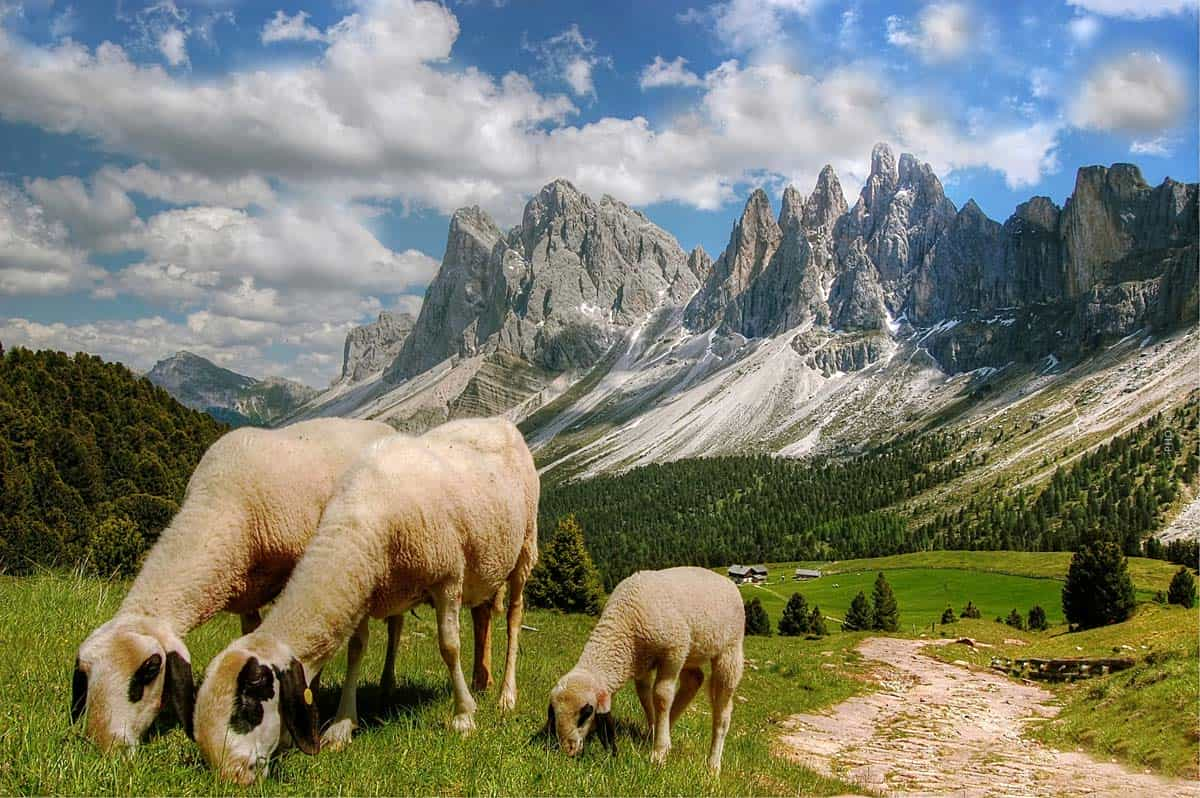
779,637,1199,797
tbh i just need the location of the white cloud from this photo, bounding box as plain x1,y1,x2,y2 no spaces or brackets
261,10,326,44
158,27,188,67
50,5,78,39
639,56,704,90
25,173,138,249
1029,68,1055,99
0,183,102,295
1070,51,1188,134
886,3,973,62
100,164,275,208
1067,15,1101,44
1066,0,1197,18
1130,135,1176,156
525,24,610,99
682,0,819,57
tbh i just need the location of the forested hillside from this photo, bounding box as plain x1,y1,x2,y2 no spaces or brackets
0,346,228,575
540,395,1199,588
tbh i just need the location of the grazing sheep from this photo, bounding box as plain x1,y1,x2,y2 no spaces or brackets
548,566,744,772
71,418,398,752
193,417,538,785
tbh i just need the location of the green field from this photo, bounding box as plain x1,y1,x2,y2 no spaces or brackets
1,551,1192,794
0,571,864,796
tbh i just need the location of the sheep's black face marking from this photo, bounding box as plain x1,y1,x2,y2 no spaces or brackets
127,653,162,703
164,651,196,739
71,660,88,723
230,658,275,734
577,703,594,727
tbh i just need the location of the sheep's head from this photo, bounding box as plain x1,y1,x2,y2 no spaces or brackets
547,669,616,756
194,637,319,785
72,616,195,752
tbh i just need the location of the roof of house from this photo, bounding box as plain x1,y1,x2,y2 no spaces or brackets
794,568,822,577
749,565,768,574
728,565,751,576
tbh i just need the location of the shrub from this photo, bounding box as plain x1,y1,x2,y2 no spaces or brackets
843,590,873,631
808,605,828,637
526,515,605,615
1062,541,1136,630
1004,608,1024,630
778,592,811,636
744,597,771,636
940,606,956,624
1167,567,1196,609
1027,605,1048,631
87,515,144,578
871,572,899,632
960,600,981,619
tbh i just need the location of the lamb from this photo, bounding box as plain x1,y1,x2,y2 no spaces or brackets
71,418,399,752
192,417,539,785
547,566,744,772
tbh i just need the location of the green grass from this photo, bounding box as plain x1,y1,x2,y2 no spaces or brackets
930,603,1200,778
736,566,1067,630
0,571,865,796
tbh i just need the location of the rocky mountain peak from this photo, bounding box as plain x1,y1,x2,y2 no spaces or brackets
779,185,804,231
340,310,416,384
1014,196,1061,231
870,142,898,181
687,246,713,284
802,165,847,231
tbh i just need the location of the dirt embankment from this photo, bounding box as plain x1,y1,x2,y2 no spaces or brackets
779,637,1198,797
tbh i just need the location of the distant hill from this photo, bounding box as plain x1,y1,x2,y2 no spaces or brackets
0,345,228,574
146,351,316,427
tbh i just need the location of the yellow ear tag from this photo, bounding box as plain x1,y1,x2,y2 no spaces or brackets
303,688,313,705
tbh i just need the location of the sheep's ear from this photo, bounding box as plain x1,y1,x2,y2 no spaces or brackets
164,651,195,739
276,658,320,756
71,660,88,724
595,689,611,715
595,711,617,756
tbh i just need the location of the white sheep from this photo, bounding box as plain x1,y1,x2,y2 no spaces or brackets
71,418,398,752
192,417,539,785
548,566,744,772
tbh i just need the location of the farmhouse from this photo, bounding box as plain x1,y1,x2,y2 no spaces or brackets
728,564,769,584
794,568,822,580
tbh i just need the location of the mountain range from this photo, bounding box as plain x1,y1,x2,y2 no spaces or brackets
278,143,1197,477
146,351,317,427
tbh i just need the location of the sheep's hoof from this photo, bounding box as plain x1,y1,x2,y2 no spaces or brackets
321,719,358,751
650,747,670,765
498,688,517,712
450,712,476,735
472,674,493,692
706,757,722,773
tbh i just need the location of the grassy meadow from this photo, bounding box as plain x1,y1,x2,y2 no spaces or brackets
0,571,866,796
0,551,1192,794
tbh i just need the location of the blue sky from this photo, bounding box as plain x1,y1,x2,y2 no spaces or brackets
0,0,1195,385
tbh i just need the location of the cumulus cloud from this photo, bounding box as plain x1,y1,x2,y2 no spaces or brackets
1067,15,1101,44
886,3,973,62
99,164,276,208
681,0,819,57
261,10,326,44
525,24,610,99
640,56,704,90
1070,52,1188,134
1130,135,1176,156
0,184,102,295
25,173,138,249
158,27,188,66
1066,0,1197,18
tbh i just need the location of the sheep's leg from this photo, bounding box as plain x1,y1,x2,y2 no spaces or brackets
498,570,528,712
240,610,261,634
669,667,705,727
380,614,403,696
470,602,494,692
706,651,743,773
635,671,656,730
433,585,477,734
322,617,369,751
649,660,682,764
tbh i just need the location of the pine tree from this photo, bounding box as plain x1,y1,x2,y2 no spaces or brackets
88,515,144,578
843,590,873,631
1027,605,1048,631
1005,608,1024,629
871,572,899,632
940,606,956,624
960,600,981,619
744,597,771,636
808,605,828,636
778,592,811,636
1062,541,1137,630
1167,567,1196,609
526,515,605,615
